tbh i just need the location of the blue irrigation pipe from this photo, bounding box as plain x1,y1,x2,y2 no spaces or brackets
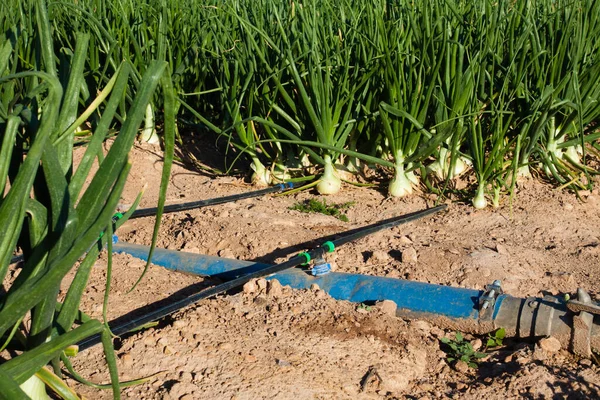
110,241,600,356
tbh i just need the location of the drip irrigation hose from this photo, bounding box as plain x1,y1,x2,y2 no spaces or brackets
77,204,447,351
6,183,295,266
128,182,294,219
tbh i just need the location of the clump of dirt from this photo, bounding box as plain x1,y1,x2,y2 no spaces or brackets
60,143,600,398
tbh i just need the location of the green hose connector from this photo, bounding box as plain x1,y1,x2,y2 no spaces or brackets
99,213,125,239
298,252,311,266
322,241,335,253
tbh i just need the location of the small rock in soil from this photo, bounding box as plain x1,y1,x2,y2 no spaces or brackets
495,244,509,255
369,250,390,263
376,300,397,316
402,247,418,264
276,359,292,367
218,248,235,258
454,360,469,374
538,337,561,353
399,235,413,245
471,339,483,351
267,279,283,297
243,280,257,294
580,358,593,367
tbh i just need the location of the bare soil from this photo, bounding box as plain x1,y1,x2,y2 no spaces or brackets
63,142,600,399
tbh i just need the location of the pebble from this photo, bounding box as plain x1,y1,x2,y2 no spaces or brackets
276,359,292,367
471,339,483,351
218,249,235,258
173,319,187,329
538,337,561,353
454,360,469,373
310,283,320,291
377,300,397,316
180,395,194,400
243,280,258,294
218,342,233,351
267,280,283,297
580,358,593,367
163,345,175,355
180,372,193,382
245,354,257,363
495,244,509,255
121,353,133,367
370,250,390,263
402,247,418,264
399,235,413,245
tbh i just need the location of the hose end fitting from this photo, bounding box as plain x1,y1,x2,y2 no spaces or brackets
312,258,332,276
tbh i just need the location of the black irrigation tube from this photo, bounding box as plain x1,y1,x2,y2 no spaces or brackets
128,182,295,219
77,204,447,351
7,182,296,265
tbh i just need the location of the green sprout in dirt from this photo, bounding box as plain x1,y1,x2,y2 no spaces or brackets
289,199,355,222
357,303,372,312
440,332,487,368
486,328,506,349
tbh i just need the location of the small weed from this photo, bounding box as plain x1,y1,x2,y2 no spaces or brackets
357,303,372,312
486,328,506,349
440,332,487,368
290,199,355,222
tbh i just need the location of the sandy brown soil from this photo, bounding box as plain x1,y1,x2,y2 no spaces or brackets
60,142,600,399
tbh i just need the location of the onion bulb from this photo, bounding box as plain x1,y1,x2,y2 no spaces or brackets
472,185,487,209
388,161,414,197
316,155,341,195
250,158,271,187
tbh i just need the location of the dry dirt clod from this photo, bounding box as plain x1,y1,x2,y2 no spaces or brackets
267,279,283,297
256,278,268,291
471,339,483,351
402,247,418,264
253,295,268,306
218,248,235,258
580,358,593,367
243,279,258,294
412,320,432,334
370,250,391,263
377,300,397,316
538,337,561,354
454,360,470,374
